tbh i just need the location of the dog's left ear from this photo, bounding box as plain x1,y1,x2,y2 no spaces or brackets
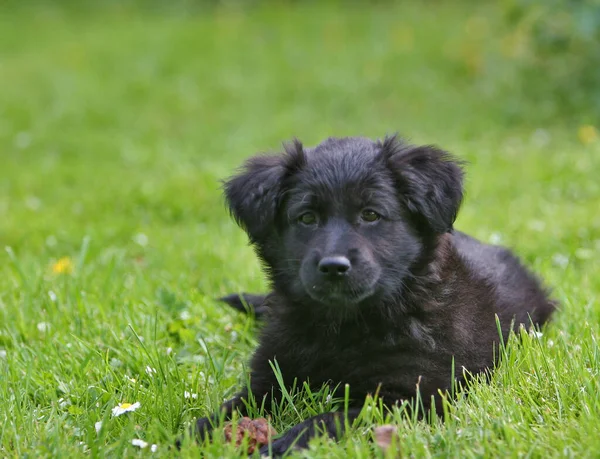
381,135,464,233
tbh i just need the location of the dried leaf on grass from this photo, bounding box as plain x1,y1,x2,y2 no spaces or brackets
223,417,277,454
374,424,401,455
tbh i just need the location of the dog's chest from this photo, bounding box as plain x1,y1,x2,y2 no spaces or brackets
276,325,426,390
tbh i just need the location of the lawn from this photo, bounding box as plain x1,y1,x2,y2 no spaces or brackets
1,1,599,457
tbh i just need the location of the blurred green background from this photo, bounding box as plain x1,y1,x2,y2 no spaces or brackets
1,0,599,457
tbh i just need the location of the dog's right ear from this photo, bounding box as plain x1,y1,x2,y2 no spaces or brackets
222,140,305,243
223,155,285,243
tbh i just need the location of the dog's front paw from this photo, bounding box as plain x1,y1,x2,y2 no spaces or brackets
174,416,214,450
195,416,215,439
258,433,308,458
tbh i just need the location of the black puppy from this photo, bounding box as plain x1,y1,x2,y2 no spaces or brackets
194,135,556,456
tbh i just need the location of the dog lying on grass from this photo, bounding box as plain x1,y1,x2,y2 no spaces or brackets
192,135,556,456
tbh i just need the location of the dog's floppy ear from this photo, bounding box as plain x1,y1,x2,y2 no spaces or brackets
223,140,306,243
381,135,464,233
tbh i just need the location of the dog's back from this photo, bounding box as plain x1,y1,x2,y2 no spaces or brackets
452,231,556,330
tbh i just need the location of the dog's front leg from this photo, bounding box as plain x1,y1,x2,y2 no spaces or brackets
218,292,270,319
175,393,249,449
193,392,250,440
258,408,362,457
189,380,277,445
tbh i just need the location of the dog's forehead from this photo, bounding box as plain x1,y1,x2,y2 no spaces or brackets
287,137,397,208
305,136,380,161
301,137,382,178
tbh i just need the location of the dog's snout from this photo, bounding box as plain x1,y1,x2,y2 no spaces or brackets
318,256,351,276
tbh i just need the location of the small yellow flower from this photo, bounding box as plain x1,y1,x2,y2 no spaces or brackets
578,125,598,145
52,257,74,275
390,27,414,52
464,16,488,38
111,401,141,417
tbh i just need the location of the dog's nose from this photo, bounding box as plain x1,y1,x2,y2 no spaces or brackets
318,256,351,276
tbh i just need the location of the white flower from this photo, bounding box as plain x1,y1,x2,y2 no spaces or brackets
184,391,198,399
133,233,149,247
94,421,103,434
166,347,173,356
179,310,191,320
531,128,550,147
112,402,141,417
151,444,158,452
528,220,546,232
552,254,569,268
37,322,50,333
489,232,502,245
132,439,148,448
15,131,32,149
145,366,157,376
48,291,57,302
58,397,70,408
0,350,6,359
25,195,41,210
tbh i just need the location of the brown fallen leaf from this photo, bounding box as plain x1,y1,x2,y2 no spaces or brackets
223,417,277,454
374,424,401,455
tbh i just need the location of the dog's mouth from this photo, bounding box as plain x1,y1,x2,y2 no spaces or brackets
302,277,378,306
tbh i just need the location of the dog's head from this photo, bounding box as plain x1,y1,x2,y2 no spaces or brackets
223,135,464,308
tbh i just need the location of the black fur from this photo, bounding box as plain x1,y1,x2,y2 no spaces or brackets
194,135,556,457
218,293,269,319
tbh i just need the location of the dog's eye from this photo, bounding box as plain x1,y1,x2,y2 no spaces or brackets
298,212,318,226
361,210,381,223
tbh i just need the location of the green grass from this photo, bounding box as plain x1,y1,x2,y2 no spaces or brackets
1,1,599,457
